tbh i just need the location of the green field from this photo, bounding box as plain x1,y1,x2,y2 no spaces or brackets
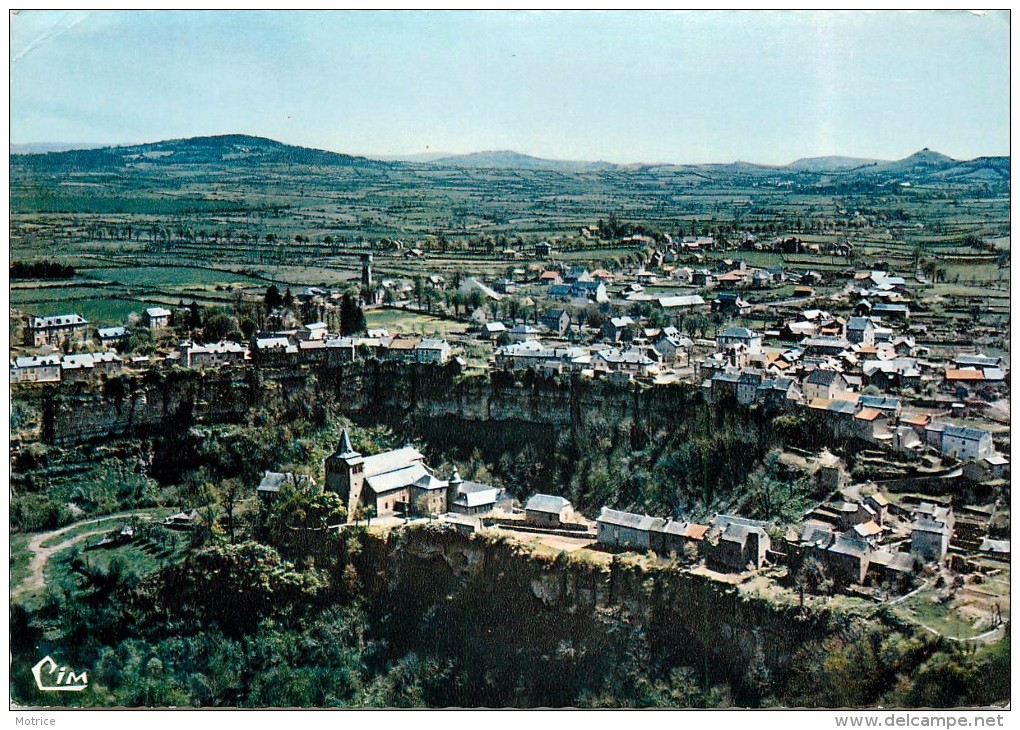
80,265,265,288
44,529,189,596
891,576,1007,641
12,295,152,326
365,307,472,337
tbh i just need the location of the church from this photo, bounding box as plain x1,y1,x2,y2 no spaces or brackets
325,429,510,520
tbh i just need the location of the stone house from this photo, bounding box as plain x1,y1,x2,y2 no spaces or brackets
805,397,859,439
926,422,994,462
709,370,740,402
525,494,574,527
483,322,508,340
447,470,512,516
25,313,89,347
594,348,659,378
59,351,123,383
649,520,709,558
415,338,452,364
297,322,329,341
716,326,762,354
97,326,130,348
602,316,635,343
540,308,571,336
10,354,62,383
736,369,765,405
911,519,951,561
824,535,872,584
864,493,890,526
257,471,315,501
144,307,172,329
756,377,801,411
854,407,892,444
384,337,421,362
180,340,248,368
409,473,450,516
712,291,752,315
652,328,692,365
706,515,771,572
596,508,663,551
845,316,875,345
509,325,542,343
802,369,849,401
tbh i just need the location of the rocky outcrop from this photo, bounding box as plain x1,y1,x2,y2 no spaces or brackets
358,524,845,689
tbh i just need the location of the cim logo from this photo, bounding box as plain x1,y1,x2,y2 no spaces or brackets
31,656,88,692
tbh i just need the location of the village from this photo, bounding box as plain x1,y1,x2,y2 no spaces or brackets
12,231,1009,629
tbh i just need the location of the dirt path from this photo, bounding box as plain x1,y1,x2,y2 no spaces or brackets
916,622,1005,644
12,510,155,600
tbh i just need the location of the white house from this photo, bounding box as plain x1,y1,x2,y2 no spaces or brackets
936,423,995,462
415,338,452,364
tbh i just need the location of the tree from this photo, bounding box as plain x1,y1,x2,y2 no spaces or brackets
188,301,202,329
265,285,284,312
218,478,243,544
414,276,425,309
340,294,366,336
157,541,323,635
239,316,258,340
203,308,236,341
423,287,441,314
507,297,521,323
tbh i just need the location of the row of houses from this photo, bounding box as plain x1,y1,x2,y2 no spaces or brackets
23,309,172,348
595,508,769,572
784,497,956,586
11,350,124,384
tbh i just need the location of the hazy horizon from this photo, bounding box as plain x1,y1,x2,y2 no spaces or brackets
11,10,1009,165
7,135,1006,168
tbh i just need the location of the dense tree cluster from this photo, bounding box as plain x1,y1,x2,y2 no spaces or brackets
10,260,76,279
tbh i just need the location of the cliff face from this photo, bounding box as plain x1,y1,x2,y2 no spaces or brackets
354,524,842,698
42,362,708,444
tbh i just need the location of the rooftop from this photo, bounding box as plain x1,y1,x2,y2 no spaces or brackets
526,494,572,514
598,507,664,532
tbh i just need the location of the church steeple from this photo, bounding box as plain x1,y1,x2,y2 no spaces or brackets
336,428,360,459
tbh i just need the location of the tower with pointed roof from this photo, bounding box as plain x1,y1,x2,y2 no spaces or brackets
446,467,463,511
325,428,365,517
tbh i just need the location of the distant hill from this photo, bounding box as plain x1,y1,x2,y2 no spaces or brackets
10,142,111,154
870,148,956,175
371,151,456,163
432,150,618,172
10,134,387,172
9,135,1007,186
786,155,884,172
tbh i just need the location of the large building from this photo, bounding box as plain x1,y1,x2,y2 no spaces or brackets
325,429,432,517
25,313,89,347
325,429,507,520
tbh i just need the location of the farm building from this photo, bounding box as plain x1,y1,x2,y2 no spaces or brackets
524,494,574,527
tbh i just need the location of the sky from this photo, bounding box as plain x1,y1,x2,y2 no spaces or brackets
9,10,1011,165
